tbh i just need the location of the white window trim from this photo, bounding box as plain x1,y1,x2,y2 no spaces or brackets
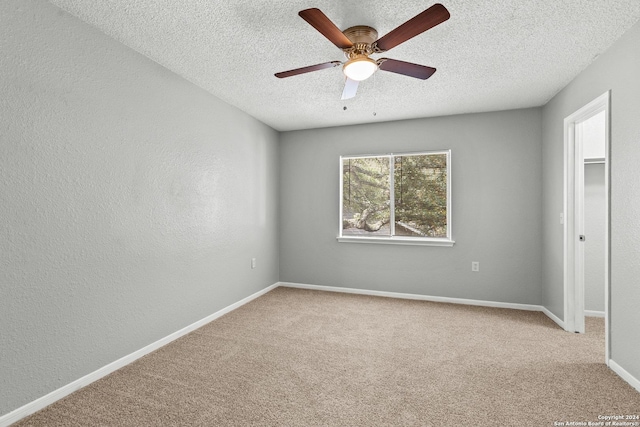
337,236,455,246
338,150,454,247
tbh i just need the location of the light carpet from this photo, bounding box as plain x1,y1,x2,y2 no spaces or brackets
15,287,640,426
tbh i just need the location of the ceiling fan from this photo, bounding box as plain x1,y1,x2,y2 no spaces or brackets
274,4,450,100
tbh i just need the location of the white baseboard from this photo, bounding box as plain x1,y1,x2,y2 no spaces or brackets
0,283,279,427
609,360,640,393
541,306,566,329
585,310,605,318
278,282,543,312
281,283,640,391
280,282,569,329
2,281,605,426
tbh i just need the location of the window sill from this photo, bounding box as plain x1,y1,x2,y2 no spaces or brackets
336,236,455,247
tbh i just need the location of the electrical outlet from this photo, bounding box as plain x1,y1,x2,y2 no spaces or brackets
251,258,256,269
472,262,479,272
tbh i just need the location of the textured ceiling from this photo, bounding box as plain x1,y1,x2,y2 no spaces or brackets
48,0,640,131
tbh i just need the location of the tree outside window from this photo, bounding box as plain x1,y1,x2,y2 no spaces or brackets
340,151,451,243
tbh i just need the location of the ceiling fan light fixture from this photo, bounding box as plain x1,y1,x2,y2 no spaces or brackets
343,56,377,81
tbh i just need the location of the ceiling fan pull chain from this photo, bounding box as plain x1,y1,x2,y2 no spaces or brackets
373,71,378,116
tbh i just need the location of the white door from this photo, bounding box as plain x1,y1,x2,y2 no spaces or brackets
563,91,610,364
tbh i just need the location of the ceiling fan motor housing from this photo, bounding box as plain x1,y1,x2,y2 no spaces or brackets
342,25,378,58
342,26,378,45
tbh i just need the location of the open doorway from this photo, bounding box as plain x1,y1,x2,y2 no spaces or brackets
583,111,606,320
563,91,610,365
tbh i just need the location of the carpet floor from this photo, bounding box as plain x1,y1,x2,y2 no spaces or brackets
15,287,640,426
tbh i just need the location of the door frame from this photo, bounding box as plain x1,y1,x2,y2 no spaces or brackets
563,91,610,364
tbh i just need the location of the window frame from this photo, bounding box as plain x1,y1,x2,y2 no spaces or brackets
338,150,454,247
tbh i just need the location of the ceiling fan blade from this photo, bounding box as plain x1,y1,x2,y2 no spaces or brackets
299,8,354,49
275,61,341,78
378,58,436,80
374,4,450,52
341,77,359,100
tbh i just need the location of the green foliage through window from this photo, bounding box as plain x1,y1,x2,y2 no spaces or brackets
341,151,450,239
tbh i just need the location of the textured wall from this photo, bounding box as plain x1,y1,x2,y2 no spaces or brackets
584,164,606,313
541,21,640,378
0,0,279,416
279,109,543,305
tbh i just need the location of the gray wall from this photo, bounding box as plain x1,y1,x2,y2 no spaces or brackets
2,0,638,419
541,21,640,380
0,0,279,416
584,164,606,313
280,109,543,304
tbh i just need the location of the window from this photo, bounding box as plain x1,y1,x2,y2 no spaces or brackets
339,150,453,246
